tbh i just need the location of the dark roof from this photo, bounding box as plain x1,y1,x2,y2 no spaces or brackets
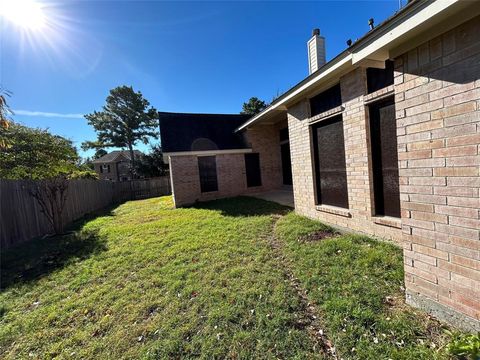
92,150,143,164
159,112,250,153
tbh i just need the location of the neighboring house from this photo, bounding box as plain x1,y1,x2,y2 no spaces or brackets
160,1,480,331
92,150,143,181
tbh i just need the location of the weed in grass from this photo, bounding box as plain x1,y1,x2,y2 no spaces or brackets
445,331,480,360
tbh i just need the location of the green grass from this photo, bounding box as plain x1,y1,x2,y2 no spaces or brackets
1,196,451,359
1,197,317,359
275,213,450,359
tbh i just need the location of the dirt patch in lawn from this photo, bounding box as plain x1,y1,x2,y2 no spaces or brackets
299,230,336,243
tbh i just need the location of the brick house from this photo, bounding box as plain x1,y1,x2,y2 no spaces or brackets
92,150,143,181
161,1,480,331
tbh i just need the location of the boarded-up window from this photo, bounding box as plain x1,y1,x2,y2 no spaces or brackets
310,84,342,117
198,156,218,192
312,116,349,208
367,60,394,94
245,153,262,187
369,98,400,217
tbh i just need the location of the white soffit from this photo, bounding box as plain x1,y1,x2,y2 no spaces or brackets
237,54,351,131
352,0,460,64
237,0,469,132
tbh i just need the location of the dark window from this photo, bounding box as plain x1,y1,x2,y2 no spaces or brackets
198,156,218,192
281,143,293,185
245,153,262,187
100,166,103,174
279,127,289,142
367,60,394,93
310,84,342,117
369,98,400,217
312,115,349,208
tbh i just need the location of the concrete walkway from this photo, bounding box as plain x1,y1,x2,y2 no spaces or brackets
248,189,294,208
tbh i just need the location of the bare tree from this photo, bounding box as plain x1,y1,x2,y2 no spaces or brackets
28,175,69,235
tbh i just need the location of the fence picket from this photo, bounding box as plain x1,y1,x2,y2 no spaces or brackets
0,176,171,248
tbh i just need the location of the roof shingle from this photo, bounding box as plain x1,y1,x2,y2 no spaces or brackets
159,112,250,153
92,150,143,164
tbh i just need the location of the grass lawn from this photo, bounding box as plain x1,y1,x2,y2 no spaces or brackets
1,196,451,359
275,213,450,359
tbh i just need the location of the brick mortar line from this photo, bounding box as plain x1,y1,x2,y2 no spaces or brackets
266,214,338,359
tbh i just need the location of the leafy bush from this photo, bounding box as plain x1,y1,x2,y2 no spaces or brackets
69,169,98,180
0,122,80,179
446,331,480,360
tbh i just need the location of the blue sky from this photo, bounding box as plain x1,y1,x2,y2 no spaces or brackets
1,0,399,157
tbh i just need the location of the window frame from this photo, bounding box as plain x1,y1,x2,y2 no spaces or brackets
244,153,262,188
366,60,394,94
311,115,349,209
368,96,401,218
309,83,342,117
198,155,219,193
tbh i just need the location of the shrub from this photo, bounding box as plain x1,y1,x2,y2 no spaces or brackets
445,331,480,360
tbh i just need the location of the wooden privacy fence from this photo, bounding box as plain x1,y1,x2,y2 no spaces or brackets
0,176,171,249
131,177,171,200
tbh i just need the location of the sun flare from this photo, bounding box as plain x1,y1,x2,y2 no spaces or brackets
0,0,46,30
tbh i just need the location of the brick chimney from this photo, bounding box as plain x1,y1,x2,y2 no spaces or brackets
307,28,326,75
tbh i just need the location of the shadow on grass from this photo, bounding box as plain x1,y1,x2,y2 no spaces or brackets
191,196,291,217
0,207,117,291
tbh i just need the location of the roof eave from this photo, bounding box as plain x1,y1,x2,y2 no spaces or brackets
236,52,352,131
236,0,467,132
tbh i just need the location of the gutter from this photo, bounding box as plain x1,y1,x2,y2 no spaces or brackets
236,51,351,132
236,0,463,132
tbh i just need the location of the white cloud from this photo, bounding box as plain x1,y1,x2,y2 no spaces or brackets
13,109,84,119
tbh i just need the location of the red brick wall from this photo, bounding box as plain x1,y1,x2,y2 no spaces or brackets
95,163,119,181
288,69,402,242
169,15,479,330
395,16,480,328
244,123,285,191
169,120,286,207
287,15,479,331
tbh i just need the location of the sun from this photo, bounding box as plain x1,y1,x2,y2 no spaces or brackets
0,0,46,30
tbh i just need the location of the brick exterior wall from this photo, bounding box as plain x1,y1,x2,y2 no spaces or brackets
94,161,133,182
167,16,479,330
94,163,119,181
288,69,402,243
94,153,134,182
288,17,479,330
395,17,480,330
169,120,287,207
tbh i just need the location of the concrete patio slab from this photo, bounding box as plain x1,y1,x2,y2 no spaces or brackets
247,189,294,208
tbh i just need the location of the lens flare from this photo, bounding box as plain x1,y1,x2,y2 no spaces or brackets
0,0,46,30
1,0,104,78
